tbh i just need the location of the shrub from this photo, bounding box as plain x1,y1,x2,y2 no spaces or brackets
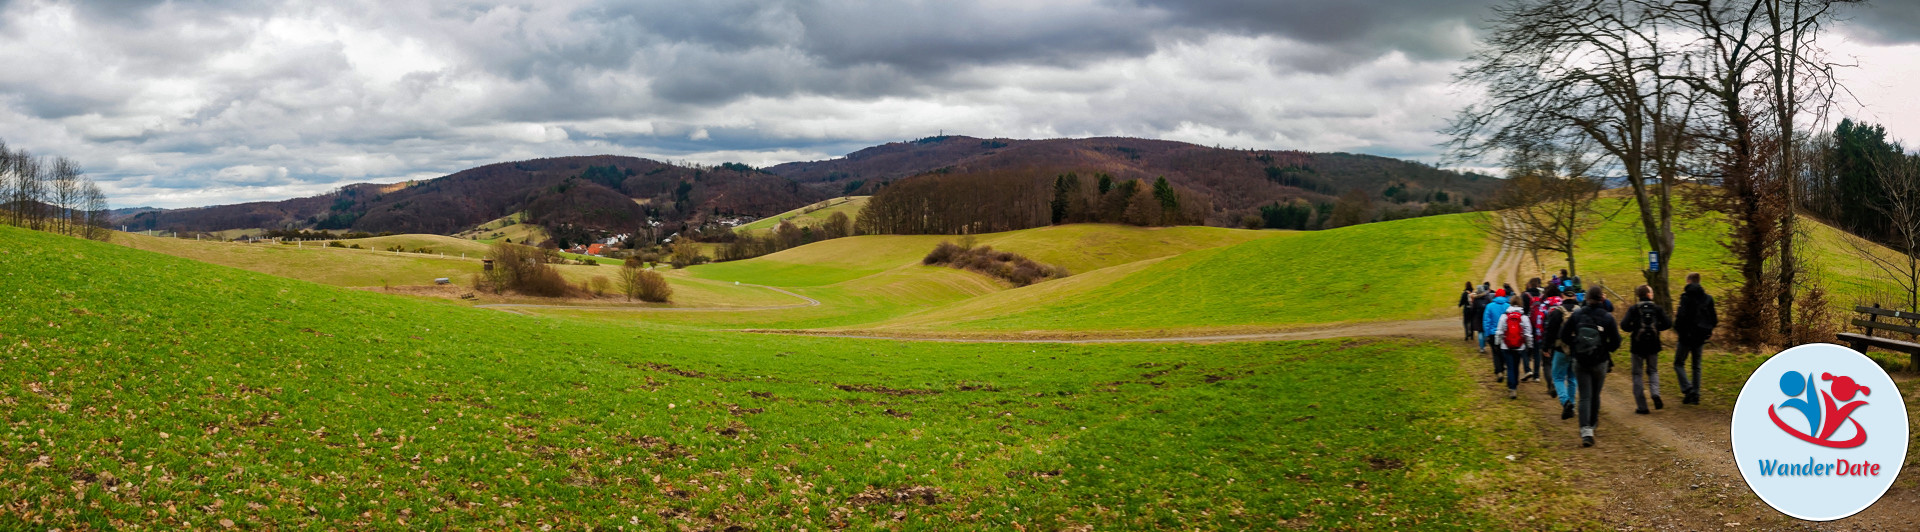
483,241,571,297
327,241,347,248
922,241,964,265
635,269,673,302
588,276,610,297
669,242,708,268
921,242,1068,287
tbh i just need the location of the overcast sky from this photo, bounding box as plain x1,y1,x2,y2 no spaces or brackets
1,0,1916,209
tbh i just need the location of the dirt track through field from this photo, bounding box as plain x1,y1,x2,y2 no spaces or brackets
477,283,819,313
1458,215,1913,529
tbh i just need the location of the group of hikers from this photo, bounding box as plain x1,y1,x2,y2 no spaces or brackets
1458,271,1719,447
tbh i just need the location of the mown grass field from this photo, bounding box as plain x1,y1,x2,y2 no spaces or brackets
0,225,1583,529
863,215,1485,335
111,232,794,308
452,212,549,245
1565,197,1901,313
571,224,1286,330
735,196,869,235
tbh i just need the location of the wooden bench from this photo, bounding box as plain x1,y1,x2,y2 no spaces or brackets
1837,305,1920,371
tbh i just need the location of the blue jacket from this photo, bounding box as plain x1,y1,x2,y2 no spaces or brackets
1482,295,1510,336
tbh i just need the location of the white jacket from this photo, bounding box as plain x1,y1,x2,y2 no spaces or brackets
1492,305,1533,348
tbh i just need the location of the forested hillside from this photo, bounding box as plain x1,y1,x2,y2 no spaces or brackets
119,156,825,241
768,135,1498,226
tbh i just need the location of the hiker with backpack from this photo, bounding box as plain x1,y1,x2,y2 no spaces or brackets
1459,282,1478,342
1562,286,1621,447
1672,273,1718,405
1482,289,1512,380
1492,295,1534,399
1543,293,1581,419
1532,285,1564,390
1620,284,1673,414
1471,286,1493,354
1521,278,1545,381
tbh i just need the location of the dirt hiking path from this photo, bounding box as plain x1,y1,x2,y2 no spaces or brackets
477,284,820,314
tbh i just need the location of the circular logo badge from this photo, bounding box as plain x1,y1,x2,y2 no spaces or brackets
1731,343,1909,521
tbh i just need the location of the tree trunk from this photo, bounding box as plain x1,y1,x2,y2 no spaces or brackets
1771,0,1795,339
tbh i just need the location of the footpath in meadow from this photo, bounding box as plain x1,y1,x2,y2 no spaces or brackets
1469,223,1917,530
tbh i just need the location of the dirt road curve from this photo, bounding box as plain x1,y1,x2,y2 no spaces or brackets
762,318,1464,344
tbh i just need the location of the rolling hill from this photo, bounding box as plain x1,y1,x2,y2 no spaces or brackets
117,136,1497,242
118,156,826,242
734,196,869,235
0,224,1563,529
766,135,1500,225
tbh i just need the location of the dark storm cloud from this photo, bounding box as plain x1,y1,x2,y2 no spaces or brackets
1138,0,1498,58
1,0,1910,209
1843,1,1920,45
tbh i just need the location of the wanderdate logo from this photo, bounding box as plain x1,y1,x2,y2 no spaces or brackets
1731,344,1908,521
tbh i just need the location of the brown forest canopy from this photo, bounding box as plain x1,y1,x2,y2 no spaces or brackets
121,136,1494,238
855,168,1210,235
120,155,825,238
773,135,1497,226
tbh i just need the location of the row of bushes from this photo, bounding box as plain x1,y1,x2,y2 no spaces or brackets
922,241,1068,287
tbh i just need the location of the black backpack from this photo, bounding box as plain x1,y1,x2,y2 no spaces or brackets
1632,302,1662,345
1570,310,1606,365
1543,306,1568,351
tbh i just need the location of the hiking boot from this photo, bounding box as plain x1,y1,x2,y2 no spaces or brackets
1634,407,1650,415
1508,389,1517,399
1687,393,1700,405
1653,396,1664,410
1561,403,1574,420
1582,435,1594,447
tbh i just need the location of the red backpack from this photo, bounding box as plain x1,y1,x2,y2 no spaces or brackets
1502,311,1526,348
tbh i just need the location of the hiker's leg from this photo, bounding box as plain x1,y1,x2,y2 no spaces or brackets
1553,351,1576,405
1676,341,1702,396
1504,349,1521,390
1589,363,1607,428
1630,352,1649,411
1575,363,1601,428
1689,343,1702,396
1647,351,1662,399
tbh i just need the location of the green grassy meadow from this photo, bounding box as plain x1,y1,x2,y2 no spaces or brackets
735,196,869,235
1559,197,1899,311
0,225,1577,529
863,215,1484,335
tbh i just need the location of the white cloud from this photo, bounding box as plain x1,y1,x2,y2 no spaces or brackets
0,0,1911,210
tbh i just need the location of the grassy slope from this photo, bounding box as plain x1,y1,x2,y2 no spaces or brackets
112,232,792,308
1558,198,1899,312
734,196,869,234
584,225,1280,329
324,234,493,256
865,215,1484,334
452,212,549,245
0,225,1562,529
115,232,487,288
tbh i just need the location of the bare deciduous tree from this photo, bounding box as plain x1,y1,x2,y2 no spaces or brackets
1663,0,1852,342
1848,152,1920,312
49,157,81,236
11,152,46,231
1447,0,1693,310
1475,142,1607,277
83,181,110,241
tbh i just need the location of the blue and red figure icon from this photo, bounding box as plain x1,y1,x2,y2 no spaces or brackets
1771,371,1871,448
